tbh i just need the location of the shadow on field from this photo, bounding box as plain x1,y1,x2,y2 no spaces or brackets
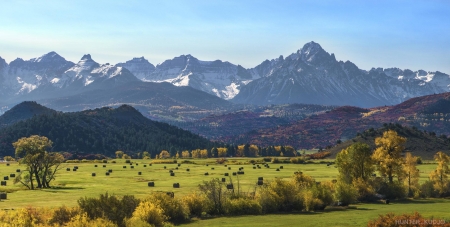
393,199,446,204
43,186,86,193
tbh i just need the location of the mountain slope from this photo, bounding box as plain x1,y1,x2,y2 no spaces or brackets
225,92,450,156
37,81,233,122
133,54,258,100
0,101,58,128
0,104,220,157
116,57,155,80
233,42,449,107
327,123,450,159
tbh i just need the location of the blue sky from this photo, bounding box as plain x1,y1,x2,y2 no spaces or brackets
1,0,449,73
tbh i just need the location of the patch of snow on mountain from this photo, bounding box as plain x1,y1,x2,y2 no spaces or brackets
224,83,240,99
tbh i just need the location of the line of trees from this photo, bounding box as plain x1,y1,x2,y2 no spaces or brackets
336,130,450,200
144,145,300,159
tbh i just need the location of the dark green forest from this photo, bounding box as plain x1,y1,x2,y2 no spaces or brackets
0,105,221,157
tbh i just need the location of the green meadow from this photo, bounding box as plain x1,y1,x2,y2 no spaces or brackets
0,158,449,226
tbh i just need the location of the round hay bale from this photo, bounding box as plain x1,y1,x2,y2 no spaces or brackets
178,164,181,167
73,169,77,172
108,169,113,173
221,178,226,182
224,173,229,176
149,164,152,166
280,166,283,169
232,172,237,176
173,183,180,188
148,182,155,187
175,167,178,170
131,166,135,169
143,165,147,167
94,165,97,167
16,169,20,173
206,164,209,166
258,177,263,181
257,180,263,185
66,168,70,171
4,176,9,180
92,173,96,177
138,172,142,175
136,163,139,166
0,181,6,186
226,184,233,190
0,192,6,199
224,165,227,167
253,167,256,169
204,172,209,176
74,166,78,169
211,168,215,170
169,170,173,173
106,172,110,176
9,174,15,178
6,163,10,166
164,166,166,169
186,168,190,171
228,167,231,170
385,199,390,204
170,172,175,176
276,169,280,171
123,166,127,168
103,165,106,168
238,171,244,175
257,166,261,169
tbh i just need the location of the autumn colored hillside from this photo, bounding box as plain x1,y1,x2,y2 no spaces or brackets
224,92,450,155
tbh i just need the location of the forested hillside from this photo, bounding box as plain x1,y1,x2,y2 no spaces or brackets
0,105,221,157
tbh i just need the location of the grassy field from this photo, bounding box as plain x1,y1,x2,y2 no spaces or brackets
0,158,338,209
0,158,449,226
182,199,450,227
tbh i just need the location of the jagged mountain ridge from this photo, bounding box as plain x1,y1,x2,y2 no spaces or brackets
232,42,449,107
1,42,449,109
136,54,256,100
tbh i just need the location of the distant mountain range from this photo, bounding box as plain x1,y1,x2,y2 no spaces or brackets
1,42,449,113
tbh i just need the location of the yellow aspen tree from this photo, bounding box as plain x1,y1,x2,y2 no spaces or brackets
429,151,450,195
403,152,420,197
372,130,406,183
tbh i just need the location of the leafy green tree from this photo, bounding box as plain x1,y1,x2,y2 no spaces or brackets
336,142,374,184
115,151,124,159
13,135,63,189
211,147,218,158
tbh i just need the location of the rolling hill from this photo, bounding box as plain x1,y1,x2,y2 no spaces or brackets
225,92,450,157
0,104,221,157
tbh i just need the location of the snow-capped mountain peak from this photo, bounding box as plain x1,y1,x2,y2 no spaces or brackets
29,51,64,63
123,54,259,99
